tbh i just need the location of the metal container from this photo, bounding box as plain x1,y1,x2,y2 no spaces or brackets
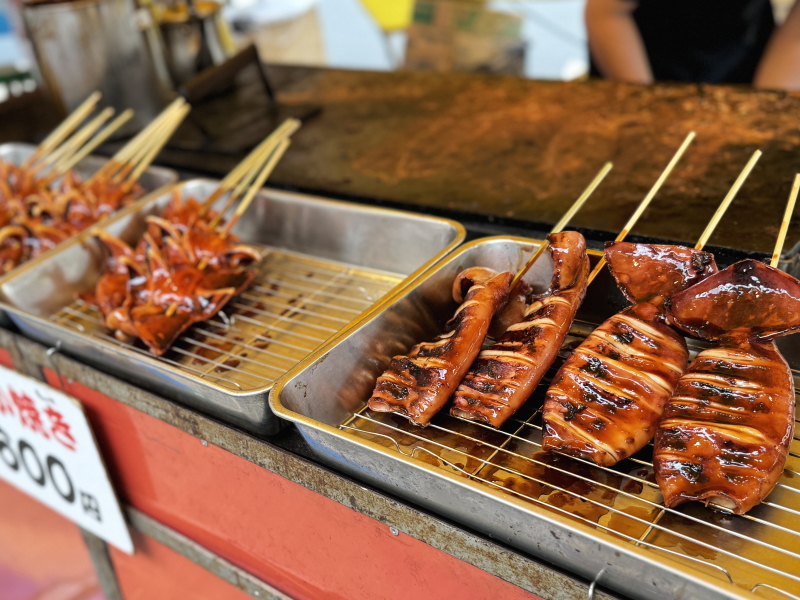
0,142,177,324
0,179,465,436
158,1,232,86
271,237,800,600
22,0,173,136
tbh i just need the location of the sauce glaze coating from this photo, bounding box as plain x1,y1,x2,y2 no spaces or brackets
450,232,589,427
368,268,512,426
656,259,800,513
541,243,717,466
654,336,795,514
543,302,688,466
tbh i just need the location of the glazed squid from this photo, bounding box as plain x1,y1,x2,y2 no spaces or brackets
0,160,144,273
368,267,513,426
449,231,589,427
87,193,260,356
542,242,718,466
654,259,799,514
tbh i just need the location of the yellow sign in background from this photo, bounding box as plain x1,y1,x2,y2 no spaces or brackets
359,0,416,31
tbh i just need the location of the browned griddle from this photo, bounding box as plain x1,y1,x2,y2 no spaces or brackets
258,67,800,255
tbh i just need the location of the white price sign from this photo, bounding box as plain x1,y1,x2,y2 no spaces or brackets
0,365,133,553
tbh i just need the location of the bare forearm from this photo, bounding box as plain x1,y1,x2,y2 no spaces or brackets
586,0,652,84
755,1,800,90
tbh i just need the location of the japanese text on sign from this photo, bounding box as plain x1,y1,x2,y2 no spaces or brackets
0,386,77,450
0,366,133,553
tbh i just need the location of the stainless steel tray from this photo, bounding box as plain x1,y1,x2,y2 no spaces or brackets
271,236,800,600
0,142,178,295
0,179,465,436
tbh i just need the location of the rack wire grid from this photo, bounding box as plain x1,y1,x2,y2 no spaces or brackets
342,322,800,600
50,246,403,393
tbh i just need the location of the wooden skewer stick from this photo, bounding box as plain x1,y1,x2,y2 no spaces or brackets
27,91,102,165
771,173,800,267
203,118,300,211
117,97,186,160
694,150,762,250
688,155,760,253
207,139,289,228
56,109,135,175
582,149,759,288
88,98,186,185
121,104,190,190
510,161,613,290
587,131,696,284
110,136,157,184
165,137,294,313
200,118,301,215
207,136,291,227
220,138,291,239
228,119,299,183
110,102,189,186
38,107,115,171
118,101,187,172
222,141,284,209
120,114,185,189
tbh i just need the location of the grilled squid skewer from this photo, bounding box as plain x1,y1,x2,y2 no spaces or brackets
450,231,589,427
543,302,688,466
368,268,513,426
542,243,718,466
86,193,260,356
655,259,799,514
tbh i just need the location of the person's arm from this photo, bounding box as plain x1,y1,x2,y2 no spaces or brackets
755,1,800,90
585,0,653,84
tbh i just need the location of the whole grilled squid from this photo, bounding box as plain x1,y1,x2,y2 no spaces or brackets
85,193,260,356
542,243,717,466
655,259,799,514
450,231,589,427
368,267,513,426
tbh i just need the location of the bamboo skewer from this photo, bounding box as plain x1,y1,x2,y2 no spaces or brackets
510,161,613,290
55,109,135,175
586,131,696,284
37,107,115,172
771,173,800,267
208,143,281,227
691,156,761,251
216,143,280,217
26,91,102,166
200,118,301,215
694,150,762,250
121,104,191,190
88,97,187,185
109,100,188,184
166,134,294,312
583,149,761,288
220,138,292,239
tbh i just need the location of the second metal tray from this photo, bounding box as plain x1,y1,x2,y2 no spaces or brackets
271,236,800,600
0,179,464,436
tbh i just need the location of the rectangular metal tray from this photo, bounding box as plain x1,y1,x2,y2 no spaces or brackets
0,179,465,436
0,142,178,296
271,236,800,600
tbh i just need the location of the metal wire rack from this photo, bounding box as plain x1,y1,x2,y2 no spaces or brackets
341,326,800,600
49,246,403,392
